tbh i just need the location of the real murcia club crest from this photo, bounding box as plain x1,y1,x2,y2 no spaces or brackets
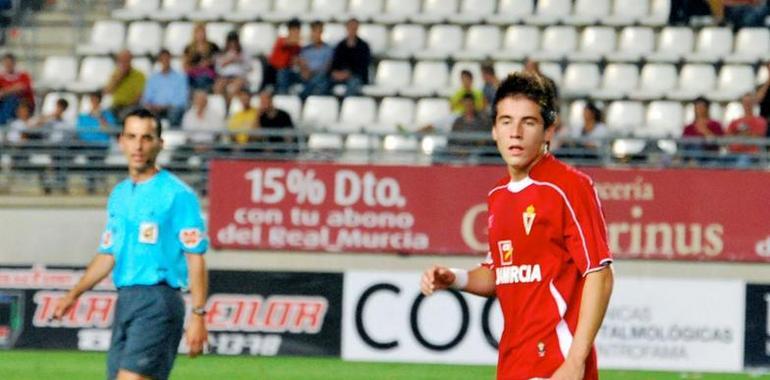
523,205,536,236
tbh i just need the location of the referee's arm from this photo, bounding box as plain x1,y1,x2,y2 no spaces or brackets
53,253,115,319
185,253,208,357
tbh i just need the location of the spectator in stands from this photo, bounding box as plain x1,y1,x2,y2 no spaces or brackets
183,22,220,91
722,0,770,28
0,53,34,125
480,63,499,113
669,0,718,25
258,89,295,151
104,49,145,119
726,92,768,165
277,20,334,99
142,49,188,128
227,89,259,146
682,97,723,163
328,18,371,97
449,94,491,156
755,62,770,136
181,89,225,145
449,70,485,114
6,100,35,143
214,31,252,106
267,18,303,92
38,97,71,143
553,102,608,159
37,98,71,193
76,92,116,194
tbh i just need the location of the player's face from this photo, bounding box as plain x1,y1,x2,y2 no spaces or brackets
492,95,555,180
120,116,163,173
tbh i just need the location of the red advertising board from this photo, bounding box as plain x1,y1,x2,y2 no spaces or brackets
208,160,770,262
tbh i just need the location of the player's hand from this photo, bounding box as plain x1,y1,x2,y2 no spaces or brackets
52,293,77,320
186,315,207,358
549,358,585,380
420,265,455,296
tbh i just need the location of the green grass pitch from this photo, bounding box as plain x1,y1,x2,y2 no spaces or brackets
1,350,769,379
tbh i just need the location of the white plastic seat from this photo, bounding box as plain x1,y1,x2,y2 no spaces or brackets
494,61,523,78
726,28,770,64
593,63,639,100
206,23,235,48
263,0,310,22
415,98,452,127
629,63,678,100
564,0,610,25
401,61,449,98
188,0,234,20
225,0,272,22
606,101,644,136
453,25,501,60
539,62,563,87
411,0,458,24
373,0,421,24
151,0,197,21
491,25,539,60
370,97,414,134
486,0,534,24
38,56,78,90
362,60,412,97
647,27,694,62
206,95,227,120
240,23,276,55
449,0,498,24
685,27,733,63
303,0,348,22
323,23,347,46
710,65,756,102
643,101,684,138
132,57,153,76
669,64,717,101
566,100,587,136
389,24,426,59
77,20,125,55
358,24,388,56
112,0,160,20
332,97,378,133
68,57,115,93
308,133,344,150
570,26,616,62
302,96,339,131
605,0,649,26
344,0,384,22
640,0,671,26
528,0,571,25
126,21,162,55
531,26,577,61
562,63,601,98
345,133,381,151
273,95,302,124
758,65,769,86
606,26,655,62
415,25,464,60
42,92,79,124
164,22,194,56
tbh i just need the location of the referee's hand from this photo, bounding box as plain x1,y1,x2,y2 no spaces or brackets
420,265,456,296
51,294,77,320
186,315,207,358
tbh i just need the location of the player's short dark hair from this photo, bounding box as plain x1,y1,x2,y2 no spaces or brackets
492,71,558,128
123,108,163,138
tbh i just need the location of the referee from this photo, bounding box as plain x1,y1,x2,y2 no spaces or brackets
53,108,208,380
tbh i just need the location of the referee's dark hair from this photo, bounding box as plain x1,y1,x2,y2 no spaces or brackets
492,71,558,128
123,108,163,138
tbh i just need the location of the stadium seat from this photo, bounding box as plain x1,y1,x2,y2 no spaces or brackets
240,23,276,55
562,63,601,98
151,0,197,21
528,0,571,25
532,26,577,61
383,134,420,152
273,95,302,124
686,27,733,63
564,0,610,25
411,0,458,24
323,23,346,46
370,97,414,134
539,62,563,86
126,21,162,55
42,92,79,123
494,61,523,78
332,96,378,133
302,96,339,130
164,22,194,56
112,0,160,20
263,0,310,22
644,101,684,137
606,26,655,62
571,26,616,62
669,64,717,101
415,25,463,60
605,101,644,136
132,57,153,76
630,63,678,100
388,24,426,59
303,0,348,22
345,133,381,151
758,65,769,85
373,0,420,24
454,25,501,61
206,94,227,118
38,56,78,91
491,25,540,60
192,0,235,21
486,0,534,25
640,0,671,26
593,63,639,100
77,20,125,55
68,57,115,93
445,61,483,97
225,0,272,22
358,24,388,56
344,0,384,22
308,133,344,150
401,61,449,98
206,23,235,48
566,100,587,136
605,0,649,26
647,27,694,62
415,98,452,127
362,60,412,97
683,101,724,125
449,0,498,24
710,65,756,102
726,28,770,64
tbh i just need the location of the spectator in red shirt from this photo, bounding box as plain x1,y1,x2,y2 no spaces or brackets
682,97,723,163
726,92,767,160
266,18,302,91
0,53,34,125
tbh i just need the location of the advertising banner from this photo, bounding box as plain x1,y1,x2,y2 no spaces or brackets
0,265,343,356
744,284,770,368
209,160,770,263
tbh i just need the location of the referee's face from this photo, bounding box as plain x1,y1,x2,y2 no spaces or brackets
120,116,163,174
492,95,555,180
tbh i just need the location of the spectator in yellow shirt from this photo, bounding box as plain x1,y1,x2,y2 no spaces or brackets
449,69,485,114
227,89,259,145
104,49,145,118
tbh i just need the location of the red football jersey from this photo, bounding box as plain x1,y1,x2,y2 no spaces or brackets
482,154,612,380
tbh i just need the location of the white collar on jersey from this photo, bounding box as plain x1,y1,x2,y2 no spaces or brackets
507,176,534,193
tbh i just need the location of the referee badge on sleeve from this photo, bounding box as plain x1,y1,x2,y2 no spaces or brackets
100,231,113,249
139,222,159,244
180,228,203,249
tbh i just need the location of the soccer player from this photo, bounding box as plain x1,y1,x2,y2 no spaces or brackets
52,109,209,380
421,72,613,380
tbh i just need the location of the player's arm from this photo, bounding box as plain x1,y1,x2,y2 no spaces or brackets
53,253,115,319
185,253,208,358
420,265,496,297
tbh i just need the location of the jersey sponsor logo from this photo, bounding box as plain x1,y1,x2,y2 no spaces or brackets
498,240,513,265
495,264,542,285
523,205,536,236
99,231,112,249
180,228,203,249
138,222,158,244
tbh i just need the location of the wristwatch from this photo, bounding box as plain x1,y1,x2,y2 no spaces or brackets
191,306,207,316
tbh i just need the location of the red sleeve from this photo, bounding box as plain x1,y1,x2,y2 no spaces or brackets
268,38,285,68
561,177,613,275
